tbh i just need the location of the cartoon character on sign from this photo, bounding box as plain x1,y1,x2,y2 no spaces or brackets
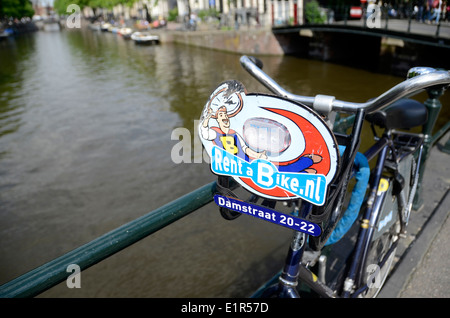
200,82,268,161
200,81,322,174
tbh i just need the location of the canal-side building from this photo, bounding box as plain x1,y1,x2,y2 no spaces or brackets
176,0,304,27
99,0,306,27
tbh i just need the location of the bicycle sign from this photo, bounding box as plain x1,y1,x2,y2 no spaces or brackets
211,145,327,205
214,194,321,236
199,80,339,205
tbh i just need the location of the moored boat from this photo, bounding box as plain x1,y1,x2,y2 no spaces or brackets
119,27,133,39
100,23,111,32
88,22,101,31
130,32,159,45
0,31,9,41
43,18,60,32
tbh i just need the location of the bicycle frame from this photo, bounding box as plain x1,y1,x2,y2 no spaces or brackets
255,109,365,298
341,132,424,298
258,122,425,298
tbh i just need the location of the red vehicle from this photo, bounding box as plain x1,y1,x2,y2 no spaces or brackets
350,6,363,18
350,0,367,19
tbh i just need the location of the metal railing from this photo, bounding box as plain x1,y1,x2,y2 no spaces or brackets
277,4,449,41
0,181,218,298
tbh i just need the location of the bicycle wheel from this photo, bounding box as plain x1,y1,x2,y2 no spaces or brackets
359,220,399,298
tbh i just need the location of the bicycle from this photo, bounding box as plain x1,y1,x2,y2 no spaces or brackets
198,56,450,298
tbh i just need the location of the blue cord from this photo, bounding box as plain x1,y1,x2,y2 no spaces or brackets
325,146,371,246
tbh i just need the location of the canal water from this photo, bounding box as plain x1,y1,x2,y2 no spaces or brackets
0,28,448,297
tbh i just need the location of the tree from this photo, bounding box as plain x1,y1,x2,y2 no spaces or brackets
305,0,327,24
53,0,139,15
1,0,34,19
54,0,74,15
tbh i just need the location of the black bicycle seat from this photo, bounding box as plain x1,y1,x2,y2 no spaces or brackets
365,98,428,130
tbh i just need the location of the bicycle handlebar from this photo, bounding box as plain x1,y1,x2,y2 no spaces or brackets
240,55,450,114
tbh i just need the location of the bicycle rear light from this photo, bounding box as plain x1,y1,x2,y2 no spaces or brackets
243,117,291,156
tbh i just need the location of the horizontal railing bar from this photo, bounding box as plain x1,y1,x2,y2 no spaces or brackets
0,181,218,298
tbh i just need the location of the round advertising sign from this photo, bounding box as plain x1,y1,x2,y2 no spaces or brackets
199,80,339,206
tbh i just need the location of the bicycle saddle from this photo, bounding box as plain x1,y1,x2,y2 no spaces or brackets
365,98,428,130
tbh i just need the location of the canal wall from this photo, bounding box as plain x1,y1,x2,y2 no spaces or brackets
156,26,449,76
159,28,285,56
295,31,450,76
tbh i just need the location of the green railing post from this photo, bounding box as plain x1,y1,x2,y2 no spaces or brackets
435,22,441,38
384,7,389,30
413,85,446,209
407,3,412,33
344,5,348,25
333,114,355,134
